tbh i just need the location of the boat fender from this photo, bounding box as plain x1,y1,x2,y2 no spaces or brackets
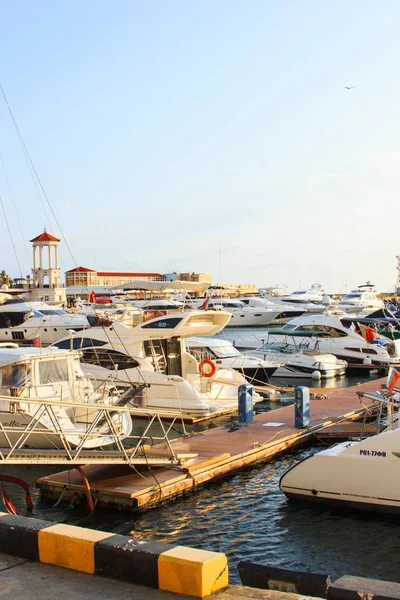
312,370,321,381
363,357,373,365
198,359,217,378
365,327,375,344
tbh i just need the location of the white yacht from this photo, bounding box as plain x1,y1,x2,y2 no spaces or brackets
196,298,282,327
53,311,262,418
235,313,400,369
280,387,400,514
243,333,347,379
337,283,384,314
0,300,92,345
237,296,305,324
186,337,281,383
276,283,335,314
0,346,133,449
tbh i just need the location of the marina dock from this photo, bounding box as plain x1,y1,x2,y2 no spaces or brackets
37,378,384,511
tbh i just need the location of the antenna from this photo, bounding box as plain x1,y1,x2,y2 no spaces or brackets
218,239,222,300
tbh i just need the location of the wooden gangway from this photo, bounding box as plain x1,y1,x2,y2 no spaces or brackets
36,378,384,510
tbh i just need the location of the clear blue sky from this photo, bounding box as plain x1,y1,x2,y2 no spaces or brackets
0,0,399,293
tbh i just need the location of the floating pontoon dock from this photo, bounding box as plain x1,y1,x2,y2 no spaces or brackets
37,379,384,511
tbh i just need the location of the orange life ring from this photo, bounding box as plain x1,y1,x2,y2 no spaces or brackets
365,327,375,344
198,359,217,378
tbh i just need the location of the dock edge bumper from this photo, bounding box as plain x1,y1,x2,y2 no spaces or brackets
0,513,228,598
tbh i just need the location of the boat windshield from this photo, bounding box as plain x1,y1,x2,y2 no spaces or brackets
212,345,241,358
291,291,306,295
260,342,297,353
281,323,297,330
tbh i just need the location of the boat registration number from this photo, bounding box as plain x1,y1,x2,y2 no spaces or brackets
359,450,386,457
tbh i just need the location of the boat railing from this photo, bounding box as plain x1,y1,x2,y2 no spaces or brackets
0,395,191,466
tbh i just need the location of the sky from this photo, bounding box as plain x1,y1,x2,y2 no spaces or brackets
0,0,399,293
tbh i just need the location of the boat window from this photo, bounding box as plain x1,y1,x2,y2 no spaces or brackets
53,338,107,350
342,293,361,300
295,325,346,337
38,359,69,383
81,348,139,370
142,303,177,311
281,324,297,331
345,347,377,355
0,311,32,328
142,317,183,329
0,363,31,394
292,291,306,295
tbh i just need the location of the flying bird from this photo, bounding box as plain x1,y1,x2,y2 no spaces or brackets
344,86,354,90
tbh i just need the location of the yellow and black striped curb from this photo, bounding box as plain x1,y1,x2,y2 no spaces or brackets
0,513,228,598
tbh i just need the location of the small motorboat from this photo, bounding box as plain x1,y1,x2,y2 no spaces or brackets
245,334,347,380
0,346,134,449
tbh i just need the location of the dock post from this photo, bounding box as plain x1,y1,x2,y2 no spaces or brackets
294,386,310,428
238,384,254,425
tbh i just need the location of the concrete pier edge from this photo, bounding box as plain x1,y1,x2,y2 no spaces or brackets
0,512,228,598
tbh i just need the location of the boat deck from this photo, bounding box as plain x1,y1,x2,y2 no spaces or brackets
36,378,384,511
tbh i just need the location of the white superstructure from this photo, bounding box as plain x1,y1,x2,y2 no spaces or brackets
196,298,282,327
54,310,262,418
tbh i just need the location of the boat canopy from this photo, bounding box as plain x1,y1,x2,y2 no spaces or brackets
110,280,210,294
0,347,76,368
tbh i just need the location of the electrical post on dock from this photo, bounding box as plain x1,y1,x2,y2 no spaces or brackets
294,386,310,428
238,384,254,425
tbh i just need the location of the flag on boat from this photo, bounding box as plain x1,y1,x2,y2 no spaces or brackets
387,367,400,392
201,296,210,311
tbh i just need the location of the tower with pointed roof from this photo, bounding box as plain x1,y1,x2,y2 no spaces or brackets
29,230,66,303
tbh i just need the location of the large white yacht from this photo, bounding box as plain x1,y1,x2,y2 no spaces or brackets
236,313,400,368
274,283,335,314
242,333,347,379
0,299,92,345
237,296,306,324
0,346,133,449
196,298,282,327
337,283,384,314
280,386,400,514
53,310,262,418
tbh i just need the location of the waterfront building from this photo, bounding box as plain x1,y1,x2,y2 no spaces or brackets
65,267,164,287
29,230,66,303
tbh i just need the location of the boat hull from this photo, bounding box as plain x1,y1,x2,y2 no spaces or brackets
280,429,400,514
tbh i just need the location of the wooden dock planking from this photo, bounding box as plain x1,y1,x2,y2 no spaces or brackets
37,378,383,510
